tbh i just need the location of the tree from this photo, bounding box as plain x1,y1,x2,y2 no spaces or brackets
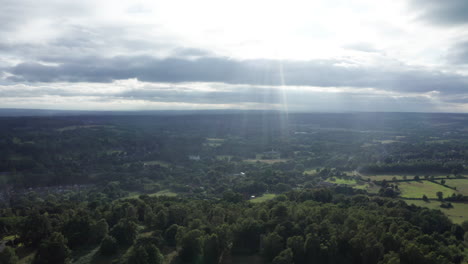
222,190,243,203
232,218,263,253
378,251,400,264
20,212,51,246
272,248,294,264
203,234,222,264
422,195,428,202
34,232,71,264
110,219,138,246
91,219,109,243
460,220,468,232
271,203,289,221
178,229,203,262
100,235,118,256
164,224,179,247
0,246,18,264
62,215,92,248
262,232,283,262
153,210,168,230
127,244,163,264
304,234,320,263
436,191,444,201
287,236,305,264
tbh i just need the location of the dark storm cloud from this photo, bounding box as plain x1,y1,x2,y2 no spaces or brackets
6,56,468,95
410,0,468,26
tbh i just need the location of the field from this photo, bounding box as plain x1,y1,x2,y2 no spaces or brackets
404,200,468,224
216,155,233,161
359,173,450,182
373,139,399,144
303,169,319,175
444,179,468,195
250,194,277,203
398,181,457,199
361,174,409,181
244,159,288,164
204,138,225,147
326,178,357,185
142,160,170,168
122,189,177,200
149,189,177,197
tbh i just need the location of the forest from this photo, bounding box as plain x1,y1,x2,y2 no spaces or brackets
0,111,467,263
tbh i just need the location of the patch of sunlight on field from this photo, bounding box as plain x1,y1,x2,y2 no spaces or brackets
373,139,399,144
443,179,468,196
204,138,225,147
244,159,288,164
326,178,356,185
353,184,371,190
216,155,232,161
304,168,319,175
398,181,457,199
342,171,359,176
361,174,448,181
143,160,170,167
425,139,452,144
150,189,177,197
362,174,411,181
250,194,277,203
404,200,468,224
122,189,177,200
1,234,17,240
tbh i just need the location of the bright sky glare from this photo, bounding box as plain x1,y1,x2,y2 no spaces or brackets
1,0,468,112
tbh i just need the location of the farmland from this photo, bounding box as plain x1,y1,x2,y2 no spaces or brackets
444,179,468,195
404,199,468,224
397,181,458,199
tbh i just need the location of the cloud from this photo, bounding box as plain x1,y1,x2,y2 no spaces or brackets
5,55,468,97
409,0,468,26
0,80,455,112
447,40,468,64
1,0,468,112
343,43,380,53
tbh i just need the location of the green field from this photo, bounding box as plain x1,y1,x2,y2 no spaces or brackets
122,189,177,200
398,181,457,199
150,189,177,197
360,173,452,182
326,178,357,185
250,194,277,203
204,138,225,147
303,169,319,175
244,159,288,164
373,139,399,144
216,155,233,161
444,179,468,195
404,200,468,224
142,160,170,167
361,174,409,181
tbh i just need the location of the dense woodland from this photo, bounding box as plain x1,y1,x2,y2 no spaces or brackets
0,112,468,263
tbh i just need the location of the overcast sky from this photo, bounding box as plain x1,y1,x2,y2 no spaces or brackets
1,0,468,112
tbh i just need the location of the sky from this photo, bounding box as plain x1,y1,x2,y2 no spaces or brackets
1,0,468,112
